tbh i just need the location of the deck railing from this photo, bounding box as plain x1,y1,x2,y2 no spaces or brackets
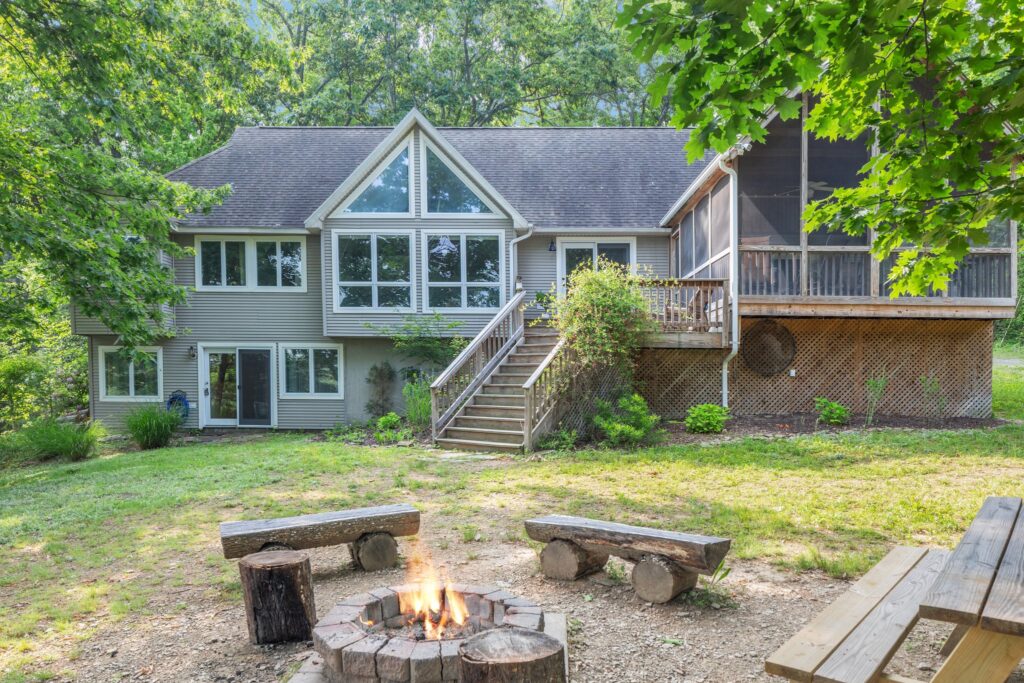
522,339,569,451
638,278,728,333
430,291,526,440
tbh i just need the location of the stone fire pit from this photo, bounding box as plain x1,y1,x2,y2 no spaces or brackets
293,583,565,682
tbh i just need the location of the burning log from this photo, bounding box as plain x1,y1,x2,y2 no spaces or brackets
458,628,566,682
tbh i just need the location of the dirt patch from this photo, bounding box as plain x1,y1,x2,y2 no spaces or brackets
661,413,1004,445
60,523,1022,683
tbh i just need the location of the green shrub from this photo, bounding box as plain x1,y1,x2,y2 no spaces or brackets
125,404,183,449
593,393,663,447
864,375,889,426
2,418,103,463
373,411,412,444
685,404,730,434
537,428,578,451
813,397,851,426
402,378,432,430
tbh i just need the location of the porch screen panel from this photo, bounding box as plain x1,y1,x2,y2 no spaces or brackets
710,177,731,257
807,125,870,247
681,213,695,274
694,196,710,267
739,114,802,246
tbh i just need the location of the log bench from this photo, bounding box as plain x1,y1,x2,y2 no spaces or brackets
220,503,420,571
767,496,1024,683
524,514,731,603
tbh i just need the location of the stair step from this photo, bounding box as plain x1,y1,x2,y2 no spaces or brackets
490,375,529,385
472,394,525,406
443,427,524,445
510,352,552,361
464,405,525,417
503,362,542,370
451,416,525,430
436,438,522,453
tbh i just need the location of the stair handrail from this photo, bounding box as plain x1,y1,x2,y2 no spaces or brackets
522,337,568,451
431,291,526,441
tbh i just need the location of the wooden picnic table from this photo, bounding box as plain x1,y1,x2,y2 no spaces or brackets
766,495,1024,682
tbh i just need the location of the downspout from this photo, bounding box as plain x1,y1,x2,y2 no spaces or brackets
509,225,534,297
718,157,740,407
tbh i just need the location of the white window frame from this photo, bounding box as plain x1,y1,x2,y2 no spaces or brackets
278,343,345,399
98,346,164,402
194,236,308,292
332,229,417,312
421,229,507,312
555,236,637,296
419,138,504,219
336,137,415,218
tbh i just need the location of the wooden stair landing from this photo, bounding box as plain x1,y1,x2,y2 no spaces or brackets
436,326,558,452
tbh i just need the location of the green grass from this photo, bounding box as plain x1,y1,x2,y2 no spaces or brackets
2,418,1024,677
993,343,1024,420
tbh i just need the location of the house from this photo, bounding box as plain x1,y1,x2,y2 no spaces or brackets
72,106,1016,449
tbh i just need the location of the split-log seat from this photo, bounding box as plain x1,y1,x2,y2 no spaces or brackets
767,496,1024,683
523,514,731,603
220,503,420,571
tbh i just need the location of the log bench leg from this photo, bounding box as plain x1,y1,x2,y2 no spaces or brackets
239,550,316,644
631,554,698,604
539,539,608,581
929,626,1024,683
349,532,399,571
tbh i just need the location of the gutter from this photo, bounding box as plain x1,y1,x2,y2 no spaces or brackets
509,225,535,295
718,157,741,408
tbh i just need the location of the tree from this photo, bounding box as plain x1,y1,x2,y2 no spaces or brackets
619,0,1024,295
0,0,290,348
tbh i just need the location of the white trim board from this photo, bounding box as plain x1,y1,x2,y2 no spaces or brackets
328,135,416,219
418,136,506,219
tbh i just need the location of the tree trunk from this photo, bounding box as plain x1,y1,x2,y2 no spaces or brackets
349,532,399,571
239,550,316,644
539,539,607,581
631,554,697,604
459,627,566,682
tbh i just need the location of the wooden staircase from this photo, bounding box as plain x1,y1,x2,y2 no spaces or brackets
435,325,559,452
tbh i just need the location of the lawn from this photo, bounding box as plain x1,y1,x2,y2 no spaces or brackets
1,356,1022,681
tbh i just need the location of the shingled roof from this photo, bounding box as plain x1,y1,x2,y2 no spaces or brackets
168,125,710,230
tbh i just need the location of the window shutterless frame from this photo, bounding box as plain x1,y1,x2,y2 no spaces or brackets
421,228,506,312
97,346,164,402
554,236,637,297
418,137,504,218
193,236,307,292
331,228,417,312
278,343,345,399
333,137,415,218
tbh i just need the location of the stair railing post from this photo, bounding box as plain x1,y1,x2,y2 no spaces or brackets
523,386,534,452
430,388,440,442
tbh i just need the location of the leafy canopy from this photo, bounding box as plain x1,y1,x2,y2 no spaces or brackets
619,0,1024,295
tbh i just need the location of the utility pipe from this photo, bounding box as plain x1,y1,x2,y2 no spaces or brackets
718,157,741,407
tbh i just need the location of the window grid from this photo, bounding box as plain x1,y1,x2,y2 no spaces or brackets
99,347,162,401
424,233,503,310
196,237,305,292
279,344,344,399
335,232,414,311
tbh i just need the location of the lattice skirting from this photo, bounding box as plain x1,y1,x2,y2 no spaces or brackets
635,318,994,418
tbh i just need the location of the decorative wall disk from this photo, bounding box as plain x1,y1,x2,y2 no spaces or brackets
740,319,797,376
635,318,993,419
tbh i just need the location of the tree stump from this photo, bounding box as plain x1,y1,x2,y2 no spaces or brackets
239,550,316,644
539,540,607,581
459,628,566,682
631,554,697,603
349,532,399,571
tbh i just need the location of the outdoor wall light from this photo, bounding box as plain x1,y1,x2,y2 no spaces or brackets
548,239,556,252
188,345,197,360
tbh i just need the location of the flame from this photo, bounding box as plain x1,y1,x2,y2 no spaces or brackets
398,545,468,640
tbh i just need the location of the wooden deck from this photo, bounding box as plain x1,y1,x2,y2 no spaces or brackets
640,278,730,348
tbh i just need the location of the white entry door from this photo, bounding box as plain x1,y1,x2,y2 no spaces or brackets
202,346,275,427
556,238,636,295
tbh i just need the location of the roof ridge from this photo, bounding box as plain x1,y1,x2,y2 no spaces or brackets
245,124,692,132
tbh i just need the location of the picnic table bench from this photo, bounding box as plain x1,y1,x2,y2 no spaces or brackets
524,515,731,603
219,503,420,571
766,496,1024,683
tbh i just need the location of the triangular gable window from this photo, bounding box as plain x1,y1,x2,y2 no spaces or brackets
345,147,410,213
426,147,492,214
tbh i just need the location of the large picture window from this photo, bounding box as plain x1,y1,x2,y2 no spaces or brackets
196,237,305,291
335,231,414,310
424,147,492,214
423,232,503,309
280,345,343,398
344,145,411,214
99,346,162,401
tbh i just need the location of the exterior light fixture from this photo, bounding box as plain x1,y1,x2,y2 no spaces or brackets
548,239,556,252
188,345,197,360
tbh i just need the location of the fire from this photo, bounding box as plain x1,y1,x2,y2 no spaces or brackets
398,545,469,640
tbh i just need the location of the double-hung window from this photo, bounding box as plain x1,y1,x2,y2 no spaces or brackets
334,231,414,310
280,345,343,398
196,237,305,291
424,231,503,310
99,346,163,401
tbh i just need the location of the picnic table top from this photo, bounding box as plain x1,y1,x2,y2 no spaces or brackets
920,495,1024,637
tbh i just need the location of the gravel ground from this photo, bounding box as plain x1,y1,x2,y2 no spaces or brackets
64,532,1024,683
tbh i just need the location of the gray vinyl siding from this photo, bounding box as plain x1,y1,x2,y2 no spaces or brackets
638,236,671,278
